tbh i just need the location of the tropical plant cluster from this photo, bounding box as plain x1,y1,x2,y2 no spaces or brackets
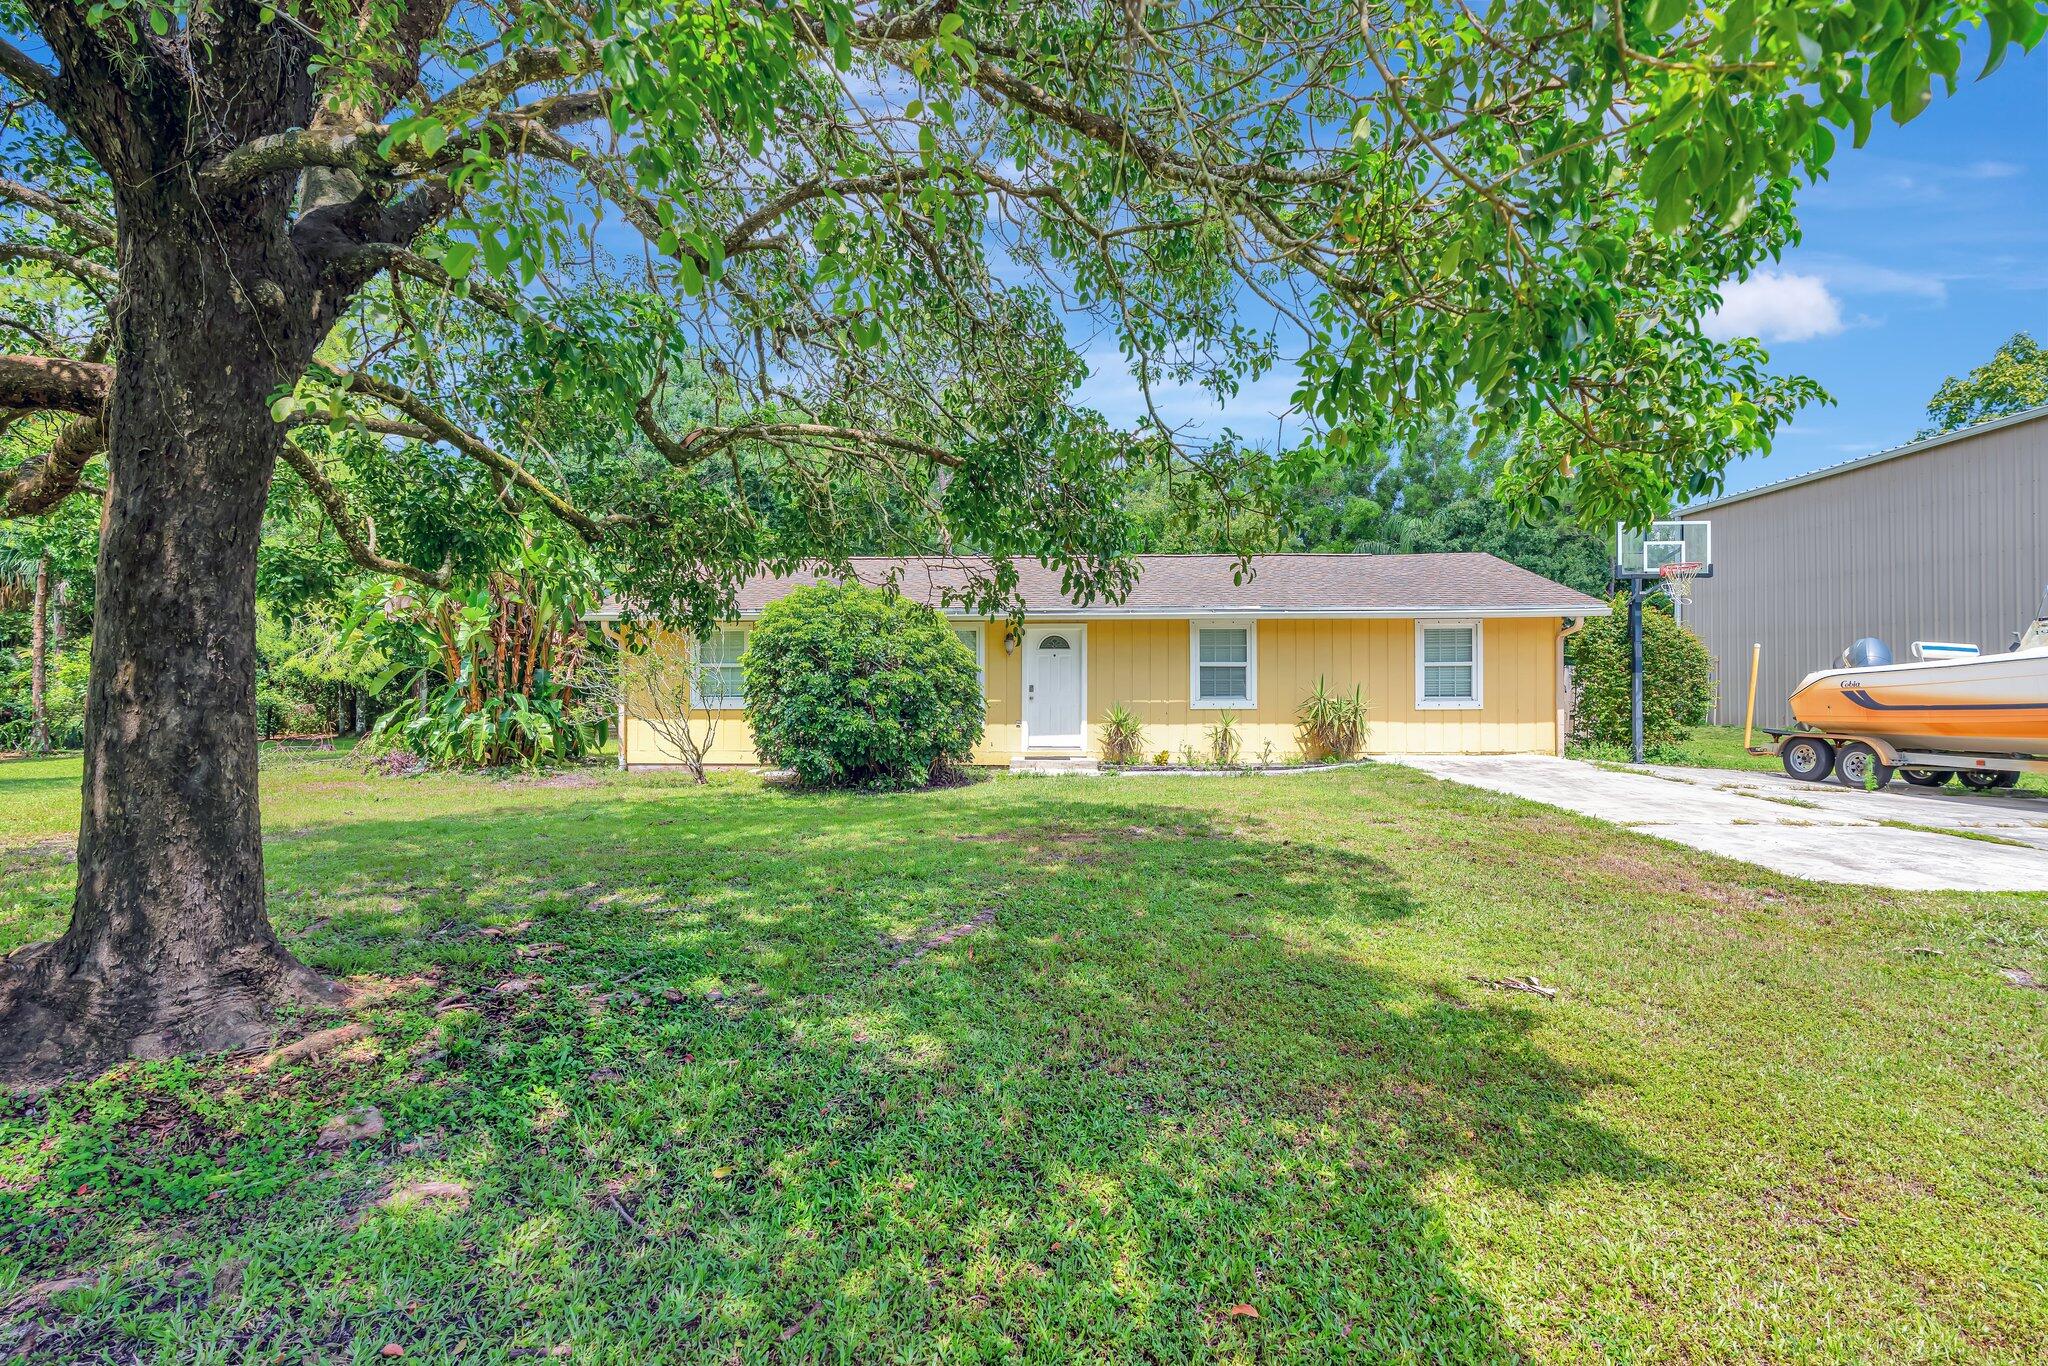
350,539,608,768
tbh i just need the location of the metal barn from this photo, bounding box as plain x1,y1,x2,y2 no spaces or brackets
1683,406,2048,726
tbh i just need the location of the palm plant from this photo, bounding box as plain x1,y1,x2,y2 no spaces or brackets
1207,710,1242,767
1297,677,1370,760
1100,703,1147,766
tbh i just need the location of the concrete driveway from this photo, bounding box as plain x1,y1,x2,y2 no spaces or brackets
1389,754,2048,892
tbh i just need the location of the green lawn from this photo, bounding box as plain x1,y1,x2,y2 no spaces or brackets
3,750,2045,1363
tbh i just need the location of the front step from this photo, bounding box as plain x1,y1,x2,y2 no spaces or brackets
1009,754,1101,775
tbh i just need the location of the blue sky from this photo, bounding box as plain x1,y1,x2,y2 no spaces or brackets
1073,45,2048,497
1715,44,2048,491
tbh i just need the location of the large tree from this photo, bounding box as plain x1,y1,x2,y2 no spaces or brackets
0,0,2036,1079
1922,331,2048,435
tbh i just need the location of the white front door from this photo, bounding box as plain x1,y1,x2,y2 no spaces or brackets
1024,627,1085,749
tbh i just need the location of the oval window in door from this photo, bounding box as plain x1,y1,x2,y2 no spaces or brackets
1038,635,1071,651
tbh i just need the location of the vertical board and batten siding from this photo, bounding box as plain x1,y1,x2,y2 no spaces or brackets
1684,410,2048,727
621,616,1563,764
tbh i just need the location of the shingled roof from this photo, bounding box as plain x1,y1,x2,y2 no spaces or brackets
598,554,1606,619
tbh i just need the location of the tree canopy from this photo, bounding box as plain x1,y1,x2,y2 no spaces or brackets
1922,331,2048,436
7,0,2038,590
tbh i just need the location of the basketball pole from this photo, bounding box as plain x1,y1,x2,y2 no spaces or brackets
1629,577,1645,764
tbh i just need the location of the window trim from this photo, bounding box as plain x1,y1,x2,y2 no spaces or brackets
1415,619,1483,711
953,622,986,688
690,626,750,709
1188,619,1257,709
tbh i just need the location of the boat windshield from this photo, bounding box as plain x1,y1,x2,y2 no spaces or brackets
2023,619,2048,651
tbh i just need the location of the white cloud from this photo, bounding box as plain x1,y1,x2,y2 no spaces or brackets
1704,271,1845,343
1967,159,2022,179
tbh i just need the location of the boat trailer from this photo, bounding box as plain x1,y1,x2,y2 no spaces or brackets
1748,727,2039,790
1735,639,2042,790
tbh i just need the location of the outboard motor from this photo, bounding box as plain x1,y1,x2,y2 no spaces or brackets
2019,585,2048,651
1841,637,1893,669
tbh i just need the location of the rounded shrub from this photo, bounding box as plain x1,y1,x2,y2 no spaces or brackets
1569,595,1715,752
742,584,985,788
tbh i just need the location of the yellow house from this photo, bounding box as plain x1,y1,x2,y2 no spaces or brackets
598,554,1609,768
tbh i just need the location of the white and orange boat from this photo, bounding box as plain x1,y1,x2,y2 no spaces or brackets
1790,634,2048,757
1761,607,2048,789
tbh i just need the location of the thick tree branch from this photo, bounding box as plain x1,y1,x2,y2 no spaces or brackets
345,371,604,540
1,414,103,518
0,353,113,414
202,89,612,196
724,167,936,254
277,442,452,588
684,422,959,467
0,38,57,105
326,242,527,320
200,124,387,195
0,177,116,247
0,241,117,289
427,44,597,123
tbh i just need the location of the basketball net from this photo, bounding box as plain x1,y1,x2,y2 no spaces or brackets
1658,560,1703,606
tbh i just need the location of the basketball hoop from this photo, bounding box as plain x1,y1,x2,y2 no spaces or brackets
1658,560,1703,605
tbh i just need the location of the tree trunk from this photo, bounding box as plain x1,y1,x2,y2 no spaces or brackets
0,175,340,1083
28,556,48,754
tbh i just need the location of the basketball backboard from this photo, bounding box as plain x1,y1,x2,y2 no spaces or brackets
1615,520,1712,582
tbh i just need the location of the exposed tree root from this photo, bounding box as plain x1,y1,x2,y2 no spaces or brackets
0,937,343,1088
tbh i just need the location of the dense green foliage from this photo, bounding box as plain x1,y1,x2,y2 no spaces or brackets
2,751,2044,1358
0,503,97,751
369,676,602,770
743,585,983,788
1922,332,2048,435
1128,421,1614,596
1570,596,1718,752
9,0,2036,604
349,537,607,768
0,636,83,750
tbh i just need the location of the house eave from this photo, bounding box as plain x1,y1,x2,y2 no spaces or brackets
586,603,1608,623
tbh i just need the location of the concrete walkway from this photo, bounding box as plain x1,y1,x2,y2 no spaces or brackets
1388,754,2048,892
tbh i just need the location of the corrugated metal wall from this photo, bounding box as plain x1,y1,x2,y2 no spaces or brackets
1685,411,2048,727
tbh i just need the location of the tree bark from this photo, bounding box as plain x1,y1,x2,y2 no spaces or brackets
28,556,48,753
0,166,341,1083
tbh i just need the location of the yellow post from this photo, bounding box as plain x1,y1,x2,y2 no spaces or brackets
1743,642,1761,751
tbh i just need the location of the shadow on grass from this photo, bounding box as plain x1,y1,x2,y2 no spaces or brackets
4,779,1664,1361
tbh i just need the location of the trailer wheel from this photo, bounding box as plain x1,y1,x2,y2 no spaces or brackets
1782,735,1834,782
1900,769,1952,788
1959,770,2021,792
1835,742,1894,790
